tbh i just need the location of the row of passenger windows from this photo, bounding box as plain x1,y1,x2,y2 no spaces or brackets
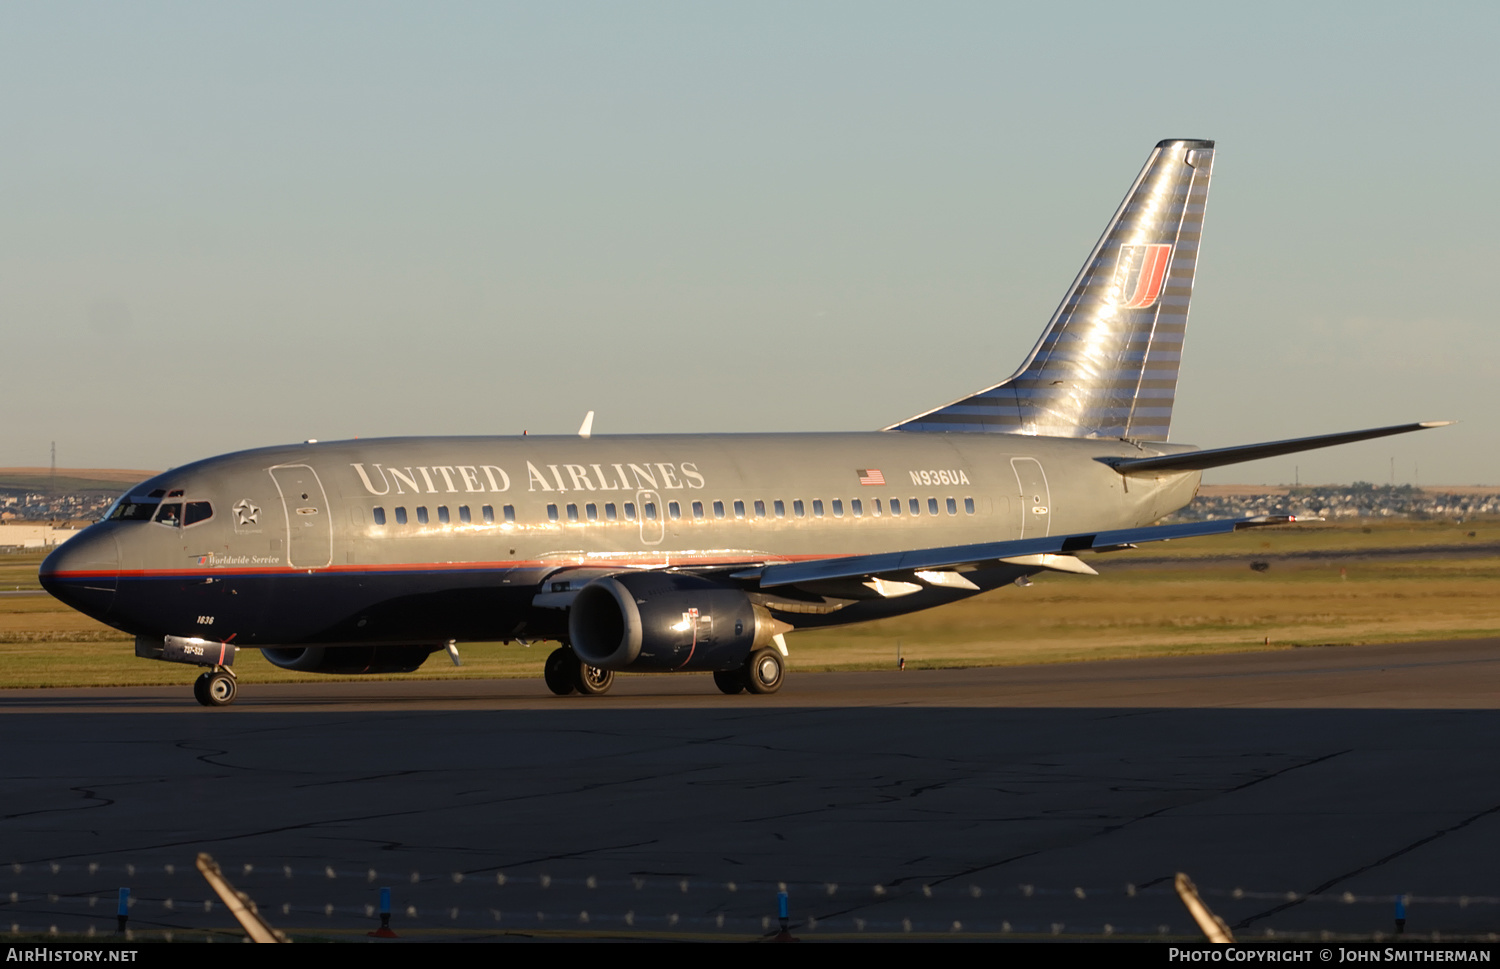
370,497,976,528
372,504,516,526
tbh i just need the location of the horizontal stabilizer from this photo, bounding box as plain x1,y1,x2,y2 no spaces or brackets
1102,422,1453,476
755,516,1293,590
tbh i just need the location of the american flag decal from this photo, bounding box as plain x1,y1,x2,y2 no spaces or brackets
857,469,886,486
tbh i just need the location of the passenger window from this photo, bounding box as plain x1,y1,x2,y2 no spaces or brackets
870,498,881,517
754,500,765,518
773,500,784,518
503,505,515,524
184,501,213,527
793,500,805,518
482,505,494,524
624,503,637,521
832,499,844,518
889,497,901,516
417,506,429,524
438,506,450,524
668,501,680,520
373,507,387,526
460,506,472,524
566,503,578,523
605,503,617,521
586,503,598,522
713,501,725,519
395,507,408,525
851,498,862,517
909,498,921,516
813,500,824,518
733,500,745,519
928,498,940,516
947,497,957,516
692,501,704,520
964,497,975,515
155,503,182,527
644,502,657,521
547,504,559,523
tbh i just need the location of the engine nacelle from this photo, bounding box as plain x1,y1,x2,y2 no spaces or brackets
260,645,440,675
569,572,785,672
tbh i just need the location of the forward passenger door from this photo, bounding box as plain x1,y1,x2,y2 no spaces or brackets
269,465,333,568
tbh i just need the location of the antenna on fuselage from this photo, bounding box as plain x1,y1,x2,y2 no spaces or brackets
578,411,595,439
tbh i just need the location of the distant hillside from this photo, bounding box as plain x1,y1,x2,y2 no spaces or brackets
0,468,158,496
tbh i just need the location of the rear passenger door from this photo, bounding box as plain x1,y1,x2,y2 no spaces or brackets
1010,458,1052,538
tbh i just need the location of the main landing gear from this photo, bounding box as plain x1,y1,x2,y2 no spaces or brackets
542,644,787,697
544,646,615,697
712,647,785,696
192,667,238,707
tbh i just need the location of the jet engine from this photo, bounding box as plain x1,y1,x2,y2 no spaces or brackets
260,645,440,675
568,572,786,672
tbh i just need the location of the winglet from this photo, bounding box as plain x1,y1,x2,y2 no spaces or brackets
578,411,595,439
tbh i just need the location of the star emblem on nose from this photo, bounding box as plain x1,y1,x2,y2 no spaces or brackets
233,499,260,526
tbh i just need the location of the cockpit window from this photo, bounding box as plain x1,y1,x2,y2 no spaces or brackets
109,500,160,521
155,503,183,527
184,501,213,527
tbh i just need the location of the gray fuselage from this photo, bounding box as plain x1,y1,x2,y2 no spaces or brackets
42,431,1199,649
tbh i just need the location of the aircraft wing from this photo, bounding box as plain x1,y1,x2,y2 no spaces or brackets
741,516,1294,590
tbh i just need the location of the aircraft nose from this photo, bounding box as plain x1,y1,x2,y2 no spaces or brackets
39,529,121,621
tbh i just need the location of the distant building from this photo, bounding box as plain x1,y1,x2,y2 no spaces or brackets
1170,485,1500,523
0,524,82,549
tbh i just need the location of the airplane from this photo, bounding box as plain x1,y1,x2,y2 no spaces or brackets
39,139,1448,707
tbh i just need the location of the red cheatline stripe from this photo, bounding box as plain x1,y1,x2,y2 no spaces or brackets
42,552,843,580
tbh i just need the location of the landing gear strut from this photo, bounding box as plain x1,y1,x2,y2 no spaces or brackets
544,646,614,696
192,668,238,707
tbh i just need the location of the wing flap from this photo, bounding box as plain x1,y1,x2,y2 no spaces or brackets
755,516,1294,589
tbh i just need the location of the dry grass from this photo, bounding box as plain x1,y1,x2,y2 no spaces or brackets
791,554,1500,670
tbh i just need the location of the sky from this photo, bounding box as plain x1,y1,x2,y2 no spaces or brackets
2,2,1495,484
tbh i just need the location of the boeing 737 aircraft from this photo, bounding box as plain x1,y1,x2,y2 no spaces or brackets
40,139,1446,706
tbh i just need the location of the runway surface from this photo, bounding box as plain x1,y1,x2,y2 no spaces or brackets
3,638,1499,940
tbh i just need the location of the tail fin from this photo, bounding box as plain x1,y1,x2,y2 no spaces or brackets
888,138,1214,441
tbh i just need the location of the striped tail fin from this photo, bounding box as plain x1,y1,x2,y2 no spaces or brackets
888,139,1214,441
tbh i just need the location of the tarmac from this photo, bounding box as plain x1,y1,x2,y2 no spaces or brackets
3,638,1499,940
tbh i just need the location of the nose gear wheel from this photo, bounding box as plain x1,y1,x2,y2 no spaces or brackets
193,669,238,707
